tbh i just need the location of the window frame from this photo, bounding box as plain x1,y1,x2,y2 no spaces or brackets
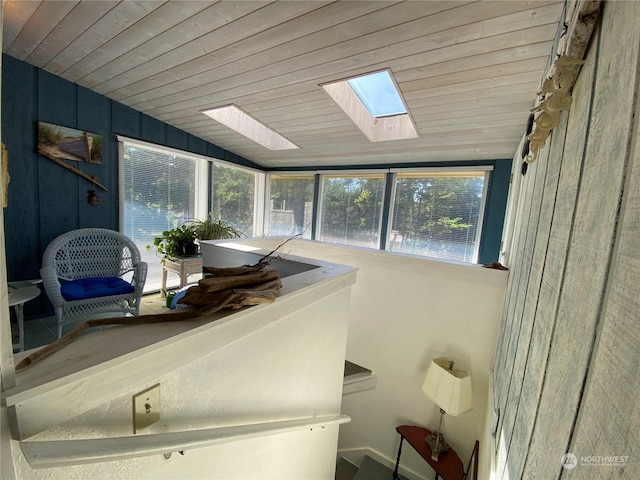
209,159,265,237
264,172,316,238
315,170,388,250
386,166,492,264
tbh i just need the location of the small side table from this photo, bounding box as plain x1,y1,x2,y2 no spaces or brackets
393,425,464,480
8,285,41,352
160,256,203,297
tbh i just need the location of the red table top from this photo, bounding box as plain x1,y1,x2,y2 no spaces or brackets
396,425,464,480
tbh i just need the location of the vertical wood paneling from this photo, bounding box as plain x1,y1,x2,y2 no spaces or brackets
562,1,640,478
495,141,551,479
524,1,637,476
37,69,78,247
1,55,39,281
514,37,597,476
503,110,566,480
78,86,112,229
492,2,640,478
494,156,536,394
140,114,166,146
166,125,188,151
188,135,207,156
111,102,140,138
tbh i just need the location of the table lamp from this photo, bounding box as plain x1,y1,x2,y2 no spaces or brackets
421,357,472,461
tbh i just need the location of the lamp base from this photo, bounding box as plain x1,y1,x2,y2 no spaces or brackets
425,431,449,461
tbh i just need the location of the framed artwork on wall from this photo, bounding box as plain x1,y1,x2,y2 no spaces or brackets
37,121,102,164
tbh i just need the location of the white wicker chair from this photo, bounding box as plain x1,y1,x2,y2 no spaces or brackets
40,228,148,338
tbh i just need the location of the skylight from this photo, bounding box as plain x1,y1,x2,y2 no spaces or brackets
347,70,407,117
321,69,418,142
202,105,299,151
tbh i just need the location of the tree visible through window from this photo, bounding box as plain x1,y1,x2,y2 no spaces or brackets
267,174,314,238
318,174,385,249
210,163,258,237
389,171,487,263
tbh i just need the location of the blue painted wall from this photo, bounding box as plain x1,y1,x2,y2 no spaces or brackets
1,54,261,313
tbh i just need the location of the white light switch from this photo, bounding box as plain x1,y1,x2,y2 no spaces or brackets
133,384,160,433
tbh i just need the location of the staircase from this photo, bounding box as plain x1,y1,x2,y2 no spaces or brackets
336,455,409,480
338,362,393,479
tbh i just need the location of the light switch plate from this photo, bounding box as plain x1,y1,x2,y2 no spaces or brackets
133,384,160,434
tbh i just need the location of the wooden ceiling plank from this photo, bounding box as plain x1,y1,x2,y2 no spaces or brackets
251,144,519,168
403,71,542,102
396,50,550,90
24,1,119,69
2,1,42,50
117,0,555,103
157,72,539,125
122,7,558,109
5,1,79,61
44,1,168,75
137,23,558,117
409,83,539,110
412,101,535,122
84,1,273,91
156,87,325,123
112,1,466,102
95,1,332,98
288,126,522,143
64,1,215,84
482,2,563,38
416,94,534,116
398,54,553,93
159,72,540,126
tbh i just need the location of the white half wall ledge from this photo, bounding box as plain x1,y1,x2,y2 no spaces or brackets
21,414,351,469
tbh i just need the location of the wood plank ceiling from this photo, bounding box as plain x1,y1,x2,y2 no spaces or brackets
2,1,564,169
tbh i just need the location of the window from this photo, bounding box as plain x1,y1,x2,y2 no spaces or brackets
347,70,407,117
119,138,208,293
318,174,386,249
266,173,315,238
210,162,262,237
321,69,418,142
202,105,298,150
388,169,489,263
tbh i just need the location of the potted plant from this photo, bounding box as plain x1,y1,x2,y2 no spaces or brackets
148,224,198,259
190,215,244,242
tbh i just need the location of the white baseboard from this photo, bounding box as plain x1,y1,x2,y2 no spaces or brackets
337,446,428,480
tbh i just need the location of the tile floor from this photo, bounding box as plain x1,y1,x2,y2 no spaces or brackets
11,293,168,353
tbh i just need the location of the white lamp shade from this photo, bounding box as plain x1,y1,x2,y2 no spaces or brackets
421,357,473,416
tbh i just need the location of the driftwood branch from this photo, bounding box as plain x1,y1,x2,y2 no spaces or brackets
15,302,235,371
38,145,108,191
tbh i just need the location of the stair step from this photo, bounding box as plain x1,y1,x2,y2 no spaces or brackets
336,457,359,480
343,360,377,395
353,455,408,480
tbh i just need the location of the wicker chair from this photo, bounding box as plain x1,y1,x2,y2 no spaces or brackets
40,228,148,338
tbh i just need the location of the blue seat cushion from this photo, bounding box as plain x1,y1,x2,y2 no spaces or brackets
60,277,134,301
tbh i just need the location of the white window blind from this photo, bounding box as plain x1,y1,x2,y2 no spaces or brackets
388,170,489,263
118,138,208,293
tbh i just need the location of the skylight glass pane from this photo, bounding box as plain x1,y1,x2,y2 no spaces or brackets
347,71,407,117
202,105,298,150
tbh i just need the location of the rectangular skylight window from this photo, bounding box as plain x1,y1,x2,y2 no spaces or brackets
321,69,418,142
202,105,299,151
347,70,407,117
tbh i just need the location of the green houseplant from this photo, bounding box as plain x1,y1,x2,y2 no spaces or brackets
148,224,198,259
190,215,244,242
